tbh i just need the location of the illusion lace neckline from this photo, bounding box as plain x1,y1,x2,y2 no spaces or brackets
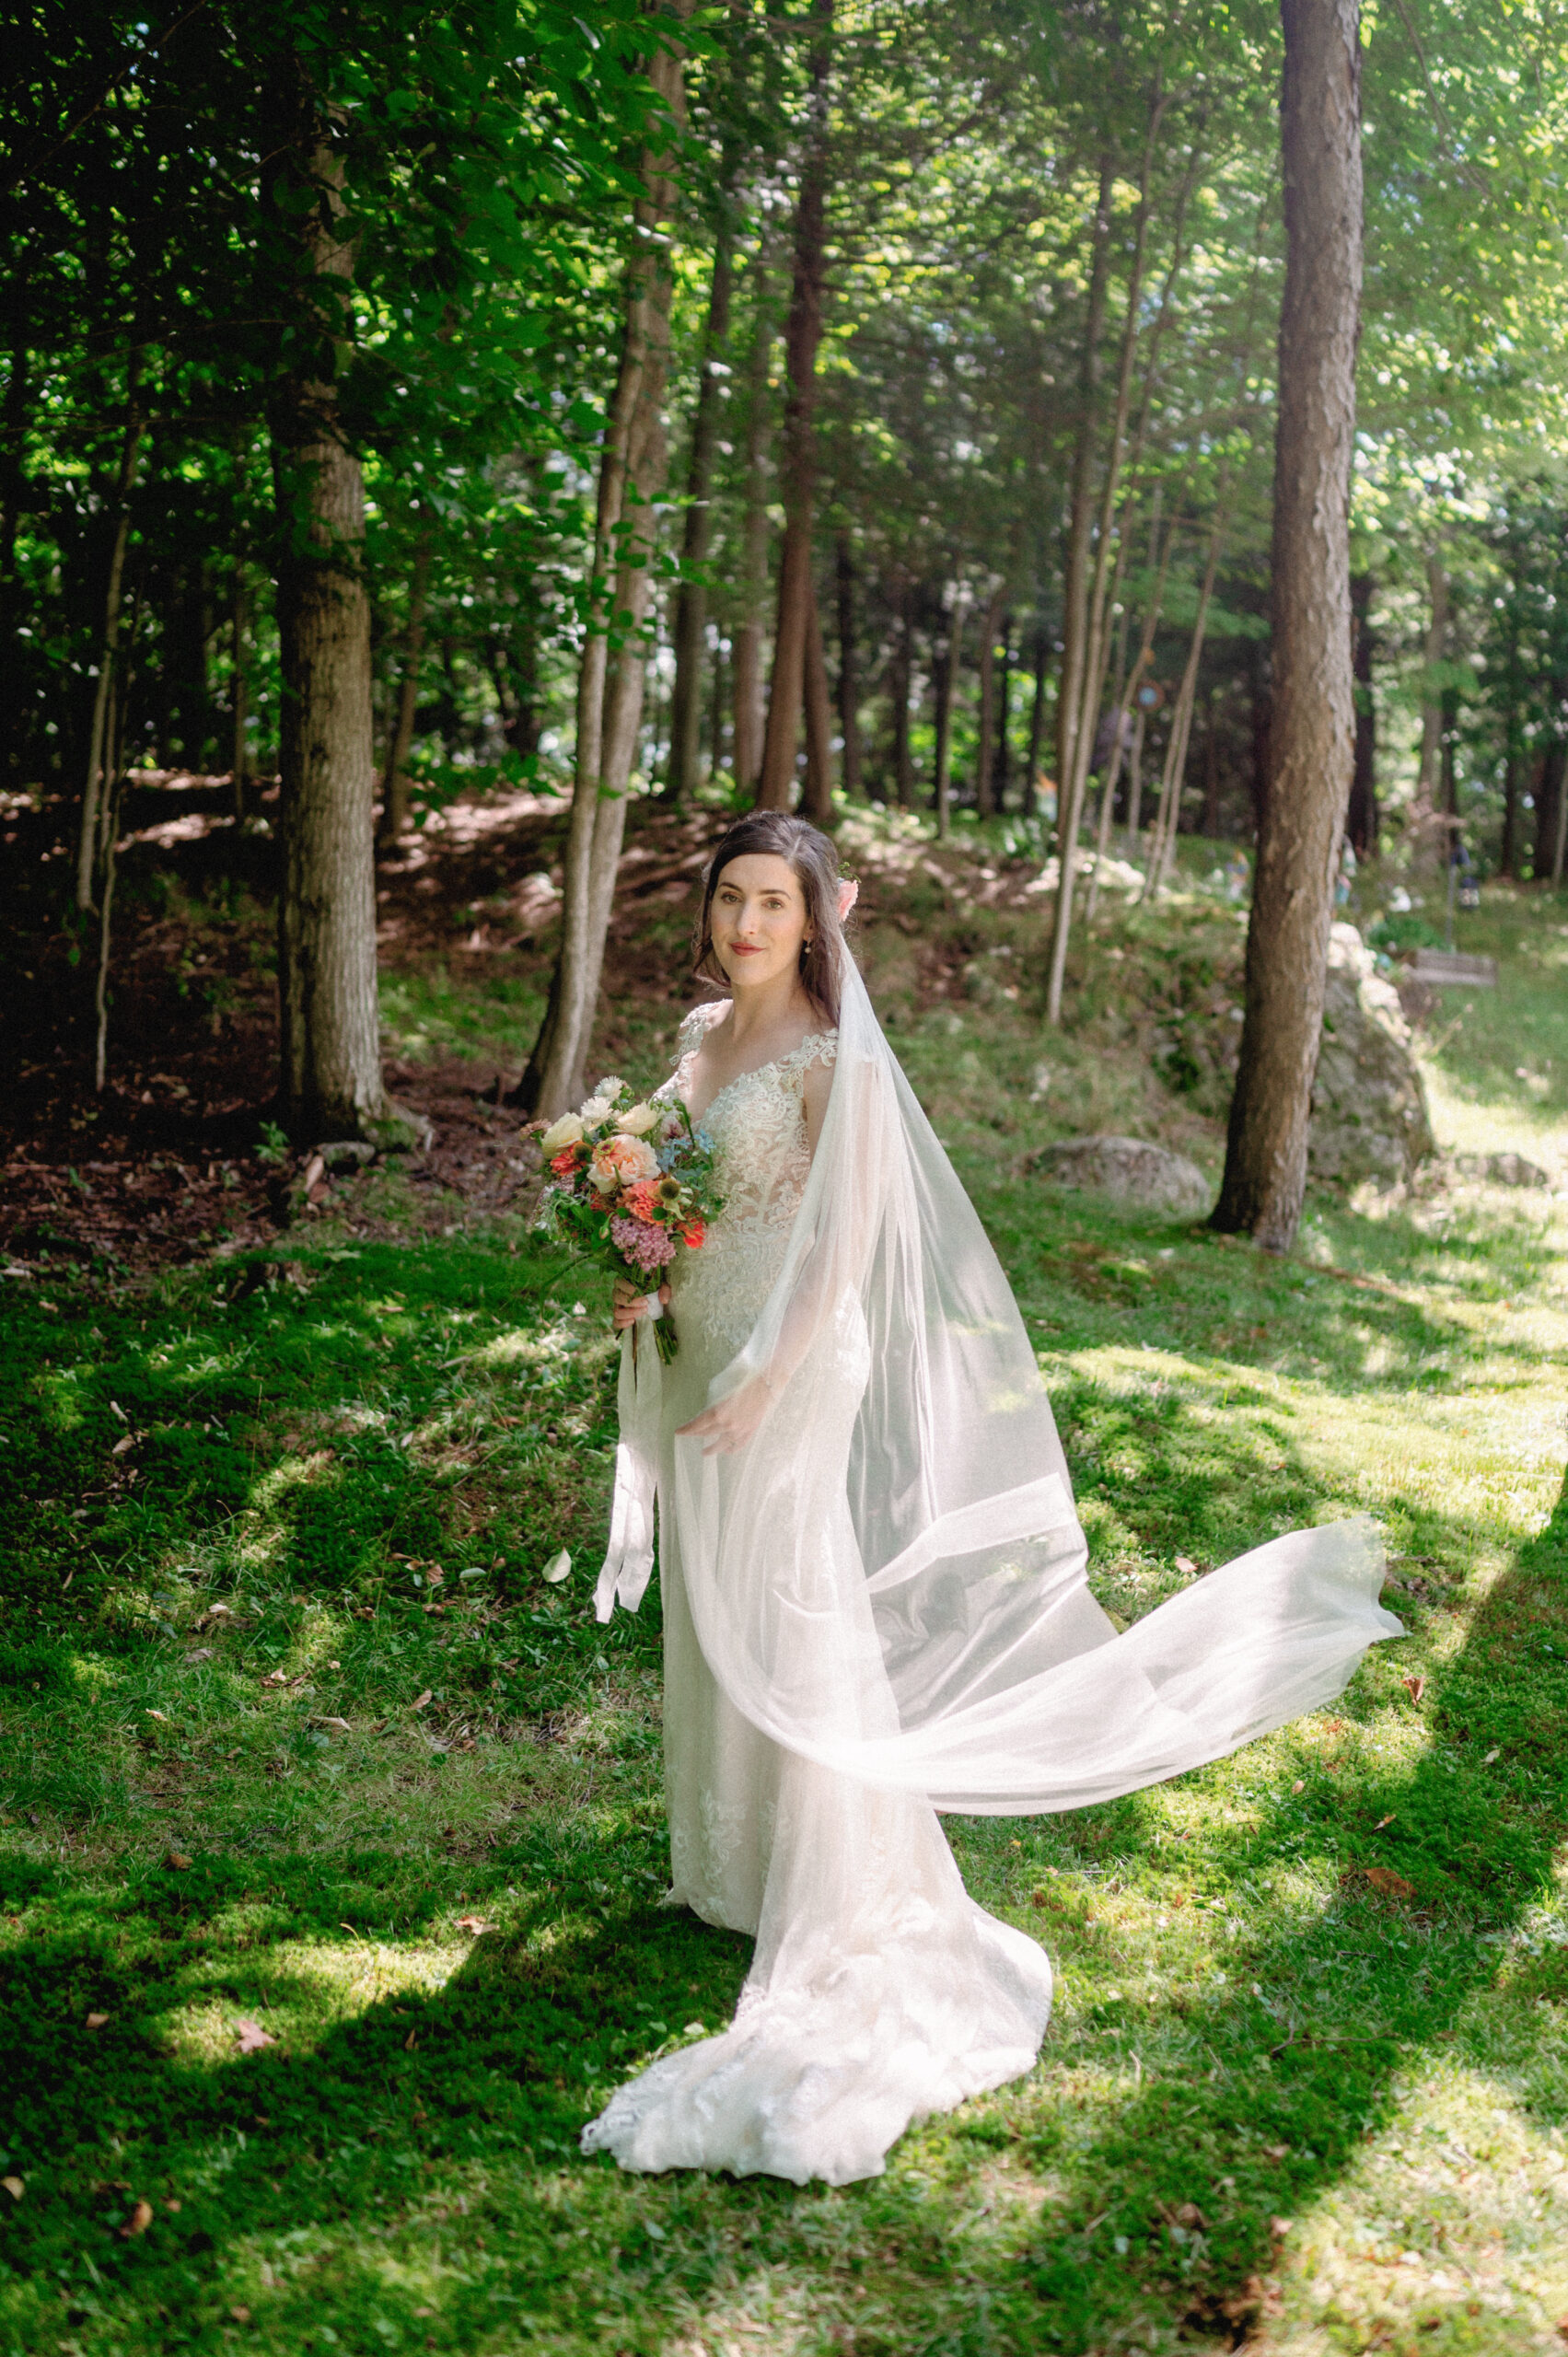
676,1005,837,1131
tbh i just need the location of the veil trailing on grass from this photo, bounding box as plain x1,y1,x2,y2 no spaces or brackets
601,944,1400,1817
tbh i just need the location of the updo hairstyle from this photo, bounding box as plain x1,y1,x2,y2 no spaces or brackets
693,811,849,1024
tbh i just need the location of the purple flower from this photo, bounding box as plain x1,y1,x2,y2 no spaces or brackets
610,1214,678,1274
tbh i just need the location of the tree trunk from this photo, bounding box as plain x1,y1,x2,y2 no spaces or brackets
802,578,833,821
1212,0,1362,1252
272,113,387,1143
1347,566,1376,853
1125,708,1146,841
993,613,1012,807
1051,154,1115,851
890,585,914,808
757,0,831,810
1024,626,1048,817
75,377,144,911
666,236,733,800
731,258,774,793
1144,501,1229,897
518,22,690,1120
231,559,250,820
1533,749,1561,882
377,534,432,846
835,530,861,798
973,584,1005,816
934,596,964,840
1406,547,1448,879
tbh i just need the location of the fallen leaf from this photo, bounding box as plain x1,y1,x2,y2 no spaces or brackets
1291,1778,1306,1793
145,1708,168,1722
1484,1746,1501,1764
426,1567,445,1586
1175,1555,1198,1574
0,2177,22,2200
165,2198,181,2212
1375,1813,1395,1829
316,1715,351,1732
235,2019,276,2054
122,2199,154,2237
302,1154,325,1191
541,1549,572,1585
404,2028,418,2050
86,2012,110,2030
1263,2144,1291,2161
110,1433,135,1457
1271,2216,1295,2238
1402,1674,1425,1704
187,1646,214,1663
1365,1866,1417,1901
166,1851,193,1870
230,2307,251,2325
412,1689,433,1710
455,1914,491,1934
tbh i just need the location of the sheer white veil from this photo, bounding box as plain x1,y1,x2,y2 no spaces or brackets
599,930,1400,1816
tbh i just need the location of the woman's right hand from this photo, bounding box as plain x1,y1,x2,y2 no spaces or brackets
612,1278,671,1332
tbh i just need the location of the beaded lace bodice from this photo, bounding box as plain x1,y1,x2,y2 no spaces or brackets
657,1001,837,1362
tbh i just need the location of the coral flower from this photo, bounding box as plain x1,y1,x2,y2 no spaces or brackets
680,1219,706,1250
590,1134,660,1191
550,1146,584,1178
622,1179,664,1222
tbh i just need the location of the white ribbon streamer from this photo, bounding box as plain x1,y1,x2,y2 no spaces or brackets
594,1319,664,1621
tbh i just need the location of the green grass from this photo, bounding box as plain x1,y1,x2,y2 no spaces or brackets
4,859,1568,2357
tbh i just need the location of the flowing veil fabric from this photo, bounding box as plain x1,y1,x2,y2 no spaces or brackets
597,948,1400,1816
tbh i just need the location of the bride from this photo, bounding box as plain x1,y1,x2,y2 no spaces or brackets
579,810,1399,2188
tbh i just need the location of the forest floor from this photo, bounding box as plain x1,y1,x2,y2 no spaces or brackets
3,784,1568,2357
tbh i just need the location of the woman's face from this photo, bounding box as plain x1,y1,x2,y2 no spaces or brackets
709,853,811,992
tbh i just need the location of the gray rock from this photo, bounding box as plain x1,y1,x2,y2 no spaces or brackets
1454,1150,1549,1189
1029,1133,1211,1218
1309,925,1435,1185
319,1140,377,1169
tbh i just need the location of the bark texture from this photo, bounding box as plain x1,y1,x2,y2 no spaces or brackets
1212,0,1363,1252
666,238,732,799
273,115,387,1142
1347,567,1377,854
519,23,689,1119
731,263,773,791
757,0,830,809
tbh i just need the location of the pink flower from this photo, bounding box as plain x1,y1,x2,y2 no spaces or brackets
610,1214,677,1273
622,1179,664,1222
590,1133,660,1192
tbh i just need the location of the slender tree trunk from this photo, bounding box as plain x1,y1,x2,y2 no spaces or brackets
231,560,250,819
75,376,144,910
519,22,690,1119
802,579,833,821
272,111,388,1142
1085,607,1131,923
994,613,1012,807
1347,566,1376,853
1051,154,1115,857
834,530,861,798
710,626,727,779
890,585,914,808
1554,746,1568,888
758,0,831,808
973,584,1005,816
1144,501,1229,898
1407,547,1448,879
666,236,733,801
934,595,965,840
377,534,432,846
1213,0,1362,1252
1125,708,1146,841
1533,749,1560,882
731,257,773,793
1500,743,1518,878
1024,626,1048,817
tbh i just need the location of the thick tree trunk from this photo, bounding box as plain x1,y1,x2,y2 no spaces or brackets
377,535,432,846
1347,567,1376,853
731,261,773,792
835,531,861,798
519,24,689,1119
666,237,733,800
757,0,831,810
1213,0,1362,1252
273,120,387,1143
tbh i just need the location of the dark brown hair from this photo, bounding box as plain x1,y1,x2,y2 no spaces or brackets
693,812,849,1024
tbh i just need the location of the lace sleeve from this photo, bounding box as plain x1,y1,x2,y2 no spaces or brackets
675,999,729,1062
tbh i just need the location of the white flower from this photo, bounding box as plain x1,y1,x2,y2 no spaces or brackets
618,1101,659,1136
593,1076,625,1100
578,1097,613,1126
540,1112,584,1153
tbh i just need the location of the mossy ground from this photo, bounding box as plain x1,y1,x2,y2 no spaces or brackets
4,805,1567,2357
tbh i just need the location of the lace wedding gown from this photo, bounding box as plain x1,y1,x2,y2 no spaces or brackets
582,1003,1055,2186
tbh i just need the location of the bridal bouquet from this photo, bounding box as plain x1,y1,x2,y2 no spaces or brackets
534,1077,722,1363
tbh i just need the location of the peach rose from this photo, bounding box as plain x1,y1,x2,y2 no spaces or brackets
589,1133,660,1191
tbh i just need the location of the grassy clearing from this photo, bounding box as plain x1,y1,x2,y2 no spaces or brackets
4,830,1568,2357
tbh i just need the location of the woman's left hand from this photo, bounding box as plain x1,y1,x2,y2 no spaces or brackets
677,1377,772,1457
